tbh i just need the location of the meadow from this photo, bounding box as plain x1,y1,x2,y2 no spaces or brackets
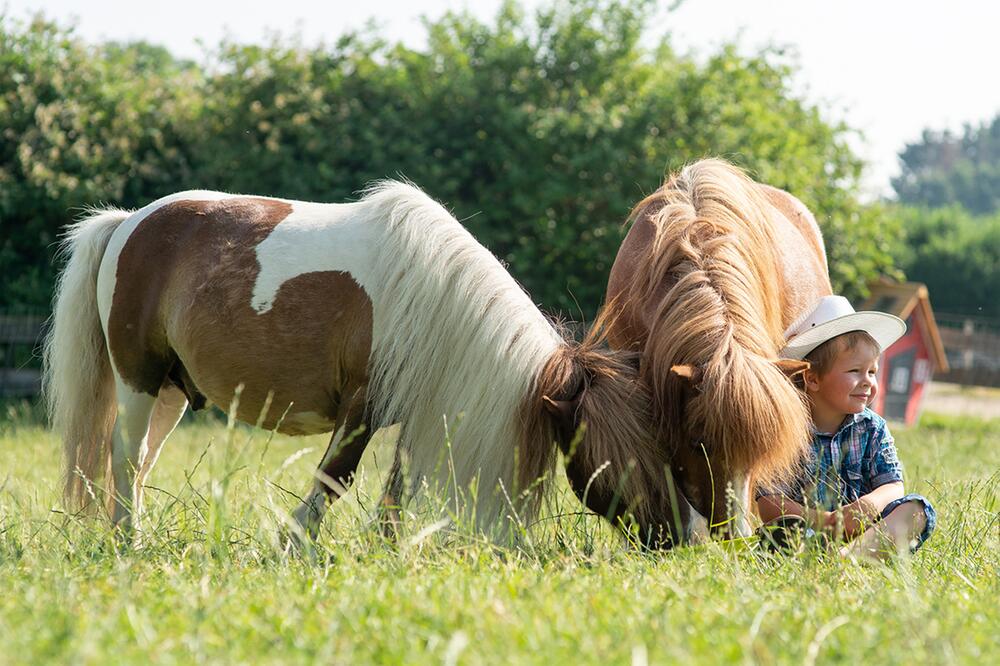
0,403,996,665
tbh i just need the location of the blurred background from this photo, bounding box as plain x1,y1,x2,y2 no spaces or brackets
1,0,998,408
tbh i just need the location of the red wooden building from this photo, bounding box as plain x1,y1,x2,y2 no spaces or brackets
859,280,949,425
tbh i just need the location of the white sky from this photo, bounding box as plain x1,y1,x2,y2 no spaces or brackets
6,0,998,198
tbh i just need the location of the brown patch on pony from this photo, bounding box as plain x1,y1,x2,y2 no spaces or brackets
108,198,373,434
609,160,812,492
605,196,665,351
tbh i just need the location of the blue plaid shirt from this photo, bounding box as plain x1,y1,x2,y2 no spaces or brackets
761,408,904,509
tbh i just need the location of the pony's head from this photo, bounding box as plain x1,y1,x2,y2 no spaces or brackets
524,320,702,548
624,159,814,538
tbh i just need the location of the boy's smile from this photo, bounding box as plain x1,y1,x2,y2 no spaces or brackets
804,341,881,433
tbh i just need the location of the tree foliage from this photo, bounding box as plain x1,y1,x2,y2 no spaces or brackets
2,2,890,317
892,115,1000,215
890,205,1000,318
0,15,201,307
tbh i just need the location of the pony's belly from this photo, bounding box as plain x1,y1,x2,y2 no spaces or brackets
185,362,342,435
278,411,338,436
207,392,336,436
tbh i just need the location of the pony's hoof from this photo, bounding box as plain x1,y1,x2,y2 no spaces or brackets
290,502,322,537
282,504,323,557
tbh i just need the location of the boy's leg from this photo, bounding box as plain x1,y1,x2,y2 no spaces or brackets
843,494,936,560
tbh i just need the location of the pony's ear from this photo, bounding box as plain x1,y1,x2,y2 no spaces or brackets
775,359,810,379
542,393,584,446
542,395,577,422
671,364,703,384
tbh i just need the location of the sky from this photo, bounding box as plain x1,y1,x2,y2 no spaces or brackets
6,0,999,198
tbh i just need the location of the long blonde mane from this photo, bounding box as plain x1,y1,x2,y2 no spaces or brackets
357,182,564,533
626,159,810,487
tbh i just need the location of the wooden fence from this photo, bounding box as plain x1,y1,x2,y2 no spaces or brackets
0,312,46,398
934,313,1000,388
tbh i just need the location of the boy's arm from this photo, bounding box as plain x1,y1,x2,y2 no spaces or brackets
756,494,830,527
829,481,905,538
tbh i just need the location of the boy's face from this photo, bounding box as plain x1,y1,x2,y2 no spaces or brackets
804,340,880,417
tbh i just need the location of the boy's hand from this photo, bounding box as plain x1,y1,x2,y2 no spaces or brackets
824,500,877,539
818,510,843,536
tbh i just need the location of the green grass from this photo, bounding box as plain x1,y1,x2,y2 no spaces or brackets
0,405,997,665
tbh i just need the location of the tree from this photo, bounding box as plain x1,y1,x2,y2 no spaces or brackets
890,205,1000,318
892,115,1000,215
184,0,887,313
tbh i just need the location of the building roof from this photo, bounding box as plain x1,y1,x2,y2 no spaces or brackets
859,279,949,372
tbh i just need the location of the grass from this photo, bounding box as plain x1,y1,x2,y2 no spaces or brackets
0,403,997,665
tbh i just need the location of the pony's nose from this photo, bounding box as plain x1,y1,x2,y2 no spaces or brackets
685,506,710,544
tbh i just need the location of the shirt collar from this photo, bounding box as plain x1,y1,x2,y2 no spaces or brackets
812,409,871,437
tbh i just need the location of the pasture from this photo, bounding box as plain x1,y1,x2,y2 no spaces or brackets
0,405,997,665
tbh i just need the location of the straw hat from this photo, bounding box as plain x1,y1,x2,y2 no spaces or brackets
780,295,906,360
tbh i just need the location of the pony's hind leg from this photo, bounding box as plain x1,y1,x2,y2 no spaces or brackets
110,383,158,535
291,387,373,541
135,384,189,518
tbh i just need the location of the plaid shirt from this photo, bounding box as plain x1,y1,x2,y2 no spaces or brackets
761,408,904,509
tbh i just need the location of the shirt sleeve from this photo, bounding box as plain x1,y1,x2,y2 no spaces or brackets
866,421,904,490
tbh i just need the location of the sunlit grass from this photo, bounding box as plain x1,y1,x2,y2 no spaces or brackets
0,405,997,664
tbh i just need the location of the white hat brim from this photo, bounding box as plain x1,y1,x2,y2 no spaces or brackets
780,311,906,360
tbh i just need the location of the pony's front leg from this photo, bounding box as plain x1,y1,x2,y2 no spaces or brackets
291,391,372,541
110,385,157,537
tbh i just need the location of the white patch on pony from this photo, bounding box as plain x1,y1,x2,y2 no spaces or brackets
251,201,376,312
291,488,328,541
283,410,337,433
109,381,158,531
356,184,563,536
730,473,753,538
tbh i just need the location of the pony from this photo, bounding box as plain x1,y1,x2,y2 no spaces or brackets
604,159,833,538
44,182,705,548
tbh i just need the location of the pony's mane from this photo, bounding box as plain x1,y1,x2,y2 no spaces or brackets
625,159,810,488
357,181,563,532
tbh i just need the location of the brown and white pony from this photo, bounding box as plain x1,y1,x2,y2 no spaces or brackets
605,159,832,538
44,182,700,548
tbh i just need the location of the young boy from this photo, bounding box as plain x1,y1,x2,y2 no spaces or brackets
756,295,936,559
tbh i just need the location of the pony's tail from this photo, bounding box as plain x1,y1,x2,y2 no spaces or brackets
43,208,131,514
